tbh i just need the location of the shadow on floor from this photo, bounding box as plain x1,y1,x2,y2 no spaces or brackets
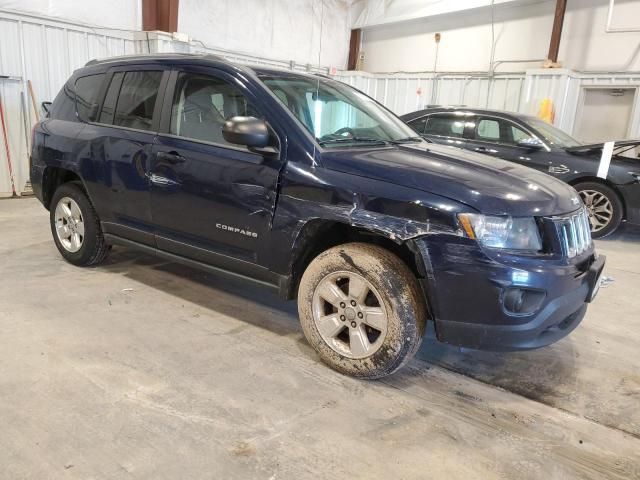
99,245,581,404
99,247,299,338
415,325,579,405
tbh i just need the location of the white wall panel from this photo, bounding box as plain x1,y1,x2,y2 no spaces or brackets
358,0,640,74
0,0,141,30
0,10,140,196
178,0,351,69
337,72,526,116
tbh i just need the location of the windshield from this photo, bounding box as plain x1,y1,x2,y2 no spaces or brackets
259,75,420,147
526,117,582,148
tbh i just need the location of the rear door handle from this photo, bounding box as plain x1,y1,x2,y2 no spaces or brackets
474,147,498,154
147,172,179,187
156,151,186,165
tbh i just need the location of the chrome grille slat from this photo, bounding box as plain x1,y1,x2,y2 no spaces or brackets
553,209,592,258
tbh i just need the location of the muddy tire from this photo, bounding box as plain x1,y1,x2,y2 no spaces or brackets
297,242,427,379
574,181,623,238
50,182,110,266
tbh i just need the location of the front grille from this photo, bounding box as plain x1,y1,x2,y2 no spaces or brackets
553,208,592,258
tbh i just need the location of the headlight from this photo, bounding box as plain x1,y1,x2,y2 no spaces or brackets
458,214,542,251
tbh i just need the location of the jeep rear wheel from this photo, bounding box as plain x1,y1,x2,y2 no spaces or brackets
298,243,427,379
50,183,110,266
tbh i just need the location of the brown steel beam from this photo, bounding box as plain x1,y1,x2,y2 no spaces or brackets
348,28,361,70
548,0,567,63
142,0,157,31
143,0,179,32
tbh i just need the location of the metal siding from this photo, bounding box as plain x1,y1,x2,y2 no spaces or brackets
0,10,140,196
3,9,640,196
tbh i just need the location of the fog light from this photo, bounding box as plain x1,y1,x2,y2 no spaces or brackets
503,288,546,315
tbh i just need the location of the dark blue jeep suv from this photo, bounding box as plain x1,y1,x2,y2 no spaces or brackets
30,54,605,378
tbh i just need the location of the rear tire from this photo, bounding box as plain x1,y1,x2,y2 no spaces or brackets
50,183,109,266
574,181,623,238
297,243,427,379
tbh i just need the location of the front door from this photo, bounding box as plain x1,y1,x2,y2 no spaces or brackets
464,115,550,173
149,68,283,271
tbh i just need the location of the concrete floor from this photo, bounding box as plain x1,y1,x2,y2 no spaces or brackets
1,197,639,480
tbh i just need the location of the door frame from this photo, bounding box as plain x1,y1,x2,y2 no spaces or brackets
573,85,638,140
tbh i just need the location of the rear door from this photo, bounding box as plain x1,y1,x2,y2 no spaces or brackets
78,67,168,245
464,115,550,173
149,67,284,271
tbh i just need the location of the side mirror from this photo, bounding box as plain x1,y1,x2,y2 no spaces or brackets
41,101,52,115
222,116,269,148
517,137,544,149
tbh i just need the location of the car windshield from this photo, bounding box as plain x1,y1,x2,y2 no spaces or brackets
526,117,582,148
259,74,421,147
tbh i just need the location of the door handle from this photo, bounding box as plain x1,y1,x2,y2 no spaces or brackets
474,147,498,154
147,172,179,186
157,151,186,165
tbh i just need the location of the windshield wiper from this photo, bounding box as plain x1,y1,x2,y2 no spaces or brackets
318,137,389,147
389,136,424,144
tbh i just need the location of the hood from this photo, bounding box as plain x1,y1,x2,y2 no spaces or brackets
565,139,640,156
320,143,582,217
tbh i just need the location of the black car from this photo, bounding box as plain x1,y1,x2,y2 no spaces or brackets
30,54,604,379
401,107,640,237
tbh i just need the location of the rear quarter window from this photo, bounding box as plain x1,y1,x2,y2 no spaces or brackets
49,81,77,121
75,74,106,122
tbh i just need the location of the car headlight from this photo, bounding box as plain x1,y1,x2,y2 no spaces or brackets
458,214,542,251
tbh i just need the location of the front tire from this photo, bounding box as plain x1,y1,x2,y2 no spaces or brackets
574,181,623,238
297,243,427,379
50,183,109,266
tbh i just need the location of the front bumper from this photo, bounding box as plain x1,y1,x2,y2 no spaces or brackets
415,236,605,351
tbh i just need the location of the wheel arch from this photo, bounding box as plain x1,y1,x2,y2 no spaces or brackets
42,166,89,210
568,176,627,219
284,218,429,301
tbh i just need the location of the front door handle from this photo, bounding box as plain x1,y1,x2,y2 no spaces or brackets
157,151,186,165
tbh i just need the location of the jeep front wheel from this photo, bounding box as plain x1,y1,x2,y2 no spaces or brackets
297,243,427,379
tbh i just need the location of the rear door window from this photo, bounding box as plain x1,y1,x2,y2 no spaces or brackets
75,74,105,122
424,114,466,138
476,118,501,141
112,71,163,131
98,72,124,125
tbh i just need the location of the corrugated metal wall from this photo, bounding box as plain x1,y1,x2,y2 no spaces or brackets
522,69,640,139
339,69,640,141
2,9,640,197
336,72,527,116
0,9,139,196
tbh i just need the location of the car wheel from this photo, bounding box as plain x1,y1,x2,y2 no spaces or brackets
297,242,427,379
50,182,110,266
574,182,623,238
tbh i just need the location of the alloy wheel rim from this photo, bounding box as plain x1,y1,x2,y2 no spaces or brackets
579,190,613,233
54,197,85,253
312,271,388,359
